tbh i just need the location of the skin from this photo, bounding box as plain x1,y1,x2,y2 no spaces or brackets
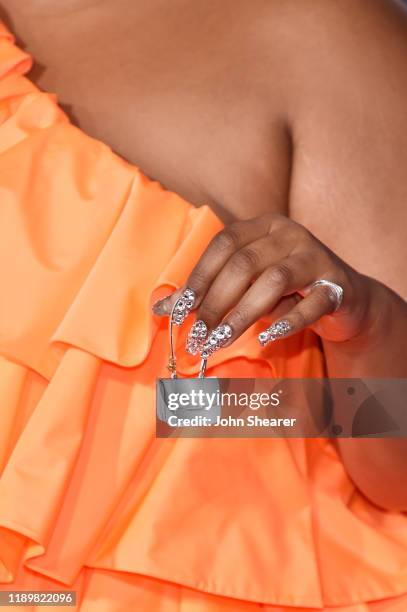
1,0,407,509
155,215,407,511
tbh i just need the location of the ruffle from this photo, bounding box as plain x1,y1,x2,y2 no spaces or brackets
0,23,32,78
0,20,407,611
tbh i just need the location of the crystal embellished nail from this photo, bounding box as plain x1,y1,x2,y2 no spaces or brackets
186,319,208,355
200,323,233,358
171,287,196,326
258,319,292,346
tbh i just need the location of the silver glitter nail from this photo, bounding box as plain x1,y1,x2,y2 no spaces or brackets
171,287,196,326
200,323,233,357
186,319,208,355
258,319,292,346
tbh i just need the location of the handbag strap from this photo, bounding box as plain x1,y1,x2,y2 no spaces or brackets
167,300,207,379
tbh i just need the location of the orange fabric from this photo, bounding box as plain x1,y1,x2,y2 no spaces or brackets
0,22,407,611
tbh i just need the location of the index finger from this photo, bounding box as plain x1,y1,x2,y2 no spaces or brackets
186,215,272,300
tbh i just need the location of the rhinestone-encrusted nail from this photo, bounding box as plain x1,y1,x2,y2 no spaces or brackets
186,319,208,355
200,323,233,358
171,288,196,326
258,319,292,346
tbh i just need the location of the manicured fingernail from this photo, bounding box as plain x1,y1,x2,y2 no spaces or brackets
171,287,196,326
186,319,208,355
152,296,172,316
200,323,233,358
258,319,292,346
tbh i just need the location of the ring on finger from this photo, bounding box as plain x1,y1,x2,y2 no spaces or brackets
309,279,344,312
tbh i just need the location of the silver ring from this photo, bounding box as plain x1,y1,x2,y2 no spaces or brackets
310,279,344,312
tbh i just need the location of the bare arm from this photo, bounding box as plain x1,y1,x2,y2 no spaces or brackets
324,279,407,511
278,0,407,510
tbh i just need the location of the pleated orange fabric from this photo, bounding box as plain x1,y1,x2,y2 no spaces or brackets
0,22,407,611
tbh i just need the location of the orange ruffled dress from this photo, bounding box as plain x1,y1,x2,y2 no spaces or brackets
0,22,407,612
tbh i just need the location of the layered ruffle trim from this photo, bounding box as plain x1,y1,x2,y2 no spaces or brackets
0,20,406,611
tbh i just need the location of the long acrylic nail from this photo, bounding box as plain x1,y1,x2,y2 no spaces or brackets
258,319,292,346
171,287,196,326
186,319,208,355
200,323,233,358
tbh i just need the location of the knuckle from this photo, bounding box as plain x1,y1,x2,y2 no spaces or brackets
294,309,307,329
266,263,293,288
269,212,288,231
212,227,241,253
297,223,313,242
292,224,316,252
230,247,260,273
